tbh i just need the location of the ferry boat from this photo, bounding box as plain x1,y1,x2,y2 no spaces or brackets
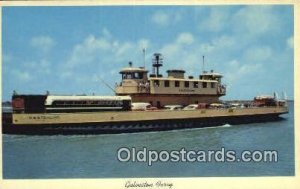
2,53,288,135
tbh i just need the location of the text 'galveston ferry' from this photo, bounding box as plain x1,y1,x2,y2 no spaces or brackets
2,53,288,135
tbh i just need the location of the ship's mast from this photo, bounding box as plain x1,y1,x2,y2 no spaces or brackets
152,53,163,77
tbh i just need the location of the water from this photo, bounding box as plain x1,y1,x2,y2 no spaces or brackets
2,102,294,178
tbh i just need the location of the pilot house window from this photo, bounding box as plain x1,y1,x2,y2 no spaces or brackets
193,82,198,88
126,74,132,79
133,72,143,79
211,83,215,88
184,81,189,88
154,80,160,87
175,81,180,87
164,80,170,87
202,82,207,88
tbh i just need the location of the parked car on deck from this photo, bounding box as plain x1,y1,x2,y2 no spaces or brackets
164,105,183,111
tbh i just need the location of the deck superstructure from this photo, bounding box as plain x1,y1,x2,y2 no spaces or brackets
116,53,226,107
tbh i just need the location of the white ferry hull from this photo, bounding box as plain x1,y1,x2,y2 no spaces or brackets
3,106,288,135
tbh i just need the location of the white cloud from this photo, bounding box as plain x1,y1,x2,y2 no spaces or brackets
211,35,235,48
138,39,150,49
11,69,32,82
198,8,231,32
6,59,52,85
157,31,270,93
85,35,111,51
199,43,215,54
64,29,152,83
101,28,112,40
151,10,182,26
116,42,134,57
224,59,262,86
61,70,73,79
176,32,194,45
243,46,272,62
159,33,203,71
232,6,279,36
30,36,55,53
160,43,181,60
198,6,281,38
152,11,169,26
66,34,113,67
286,36,294,49
26,59,52,75
158,32,206,72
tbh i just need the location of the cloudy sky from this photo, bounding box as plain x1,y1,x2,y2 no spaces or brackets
2,5,294,101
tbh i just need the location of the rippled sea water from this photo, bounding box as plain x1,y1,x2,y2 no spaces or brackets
2,102,294,178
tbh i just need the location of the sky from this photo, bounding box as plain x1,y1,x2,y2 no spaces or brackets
2,5,294,101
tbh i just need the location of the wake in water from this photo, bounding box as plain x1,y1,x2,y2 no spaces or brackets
221,123,232,127
2,133,101,143
3,123,233,140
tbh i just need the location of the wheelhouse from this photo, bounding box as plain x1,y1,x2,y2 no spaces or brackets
119,67,148,81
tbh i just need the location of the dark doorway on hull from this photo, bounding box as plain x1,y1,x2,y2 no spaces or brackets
149,101,153,106
157,101,161,108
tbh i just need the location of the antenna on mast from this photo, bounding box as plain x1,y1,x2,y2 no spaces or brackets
142,48,146,69
202,55,205,73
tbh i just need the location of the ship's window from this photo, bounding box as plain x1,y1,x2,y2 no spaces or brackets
123,73,130,79
211,82,215,88
193,82,198,88
67,101,72,105
184,81,189,88
175,81,180,87
54,101,63,106
138,73,143,79
202,82,207,88
91,101,98,105
133,72,143,79
164,80,170,87
154,80,160,87
75,101,82,105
